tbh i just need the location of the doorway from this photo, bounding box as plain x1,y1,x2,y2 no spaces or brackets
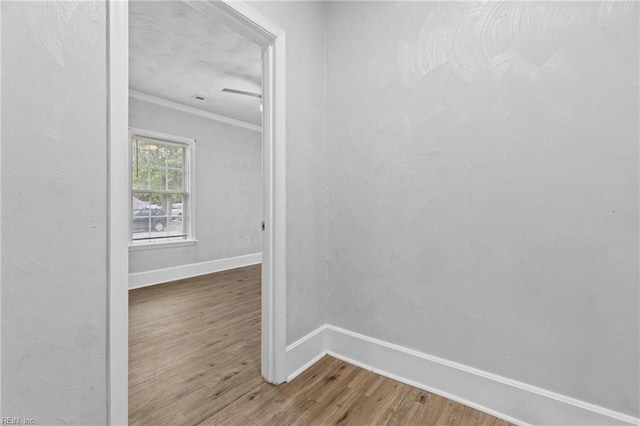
107,1,286,423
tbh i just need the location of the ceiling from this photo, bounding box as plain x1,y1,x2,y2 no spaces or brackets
129,1,262,126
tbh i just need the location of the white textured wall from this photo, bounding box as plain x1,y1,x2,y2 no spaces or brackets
128,98,262,274
1,2,108,423
247,1,328,345
326,1,639,417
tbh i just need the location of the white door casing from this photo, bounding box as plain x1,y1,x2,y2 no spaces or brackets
107,1,287,423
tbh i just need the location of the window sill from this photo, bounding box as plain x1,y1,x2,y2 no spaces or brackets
129,239,198,251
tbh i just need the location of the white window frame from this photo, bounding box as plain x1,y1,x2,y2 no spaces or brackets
128,127,196,249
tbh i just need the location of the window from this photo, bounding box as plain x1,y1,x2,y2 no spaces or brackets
130,129,195,245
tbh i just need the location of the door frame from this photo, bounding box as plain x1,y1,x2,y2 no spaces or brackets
107,1,287,424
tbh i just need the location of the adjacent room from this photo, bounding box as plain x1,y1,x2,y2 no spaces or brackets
127,2,264,423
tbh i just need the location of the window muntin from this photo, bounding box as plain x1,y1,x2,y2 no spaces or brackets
130,132,193,243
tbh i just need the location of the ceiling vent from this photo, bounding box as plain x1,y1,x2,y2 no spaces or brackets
192,94,206,101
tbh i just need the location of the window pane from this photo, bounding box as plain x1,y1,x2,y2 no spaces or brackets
132,140,149,190
167,169,183,191
168,194,186,237
132,193,152,238
170,195,184,220
132,192,150,212
136,140,161,167
149,193,166,210
148,167,167,191
167,145,184,169
132,166,149,190
149,143,167,167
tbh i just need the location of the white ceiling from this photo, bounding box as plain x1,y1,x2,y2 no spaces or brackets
129,1,262,125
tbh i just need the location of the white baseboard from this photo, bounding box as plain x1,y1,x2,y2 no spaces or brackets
284,324,639,426
128,253,262,289
285,325,328,382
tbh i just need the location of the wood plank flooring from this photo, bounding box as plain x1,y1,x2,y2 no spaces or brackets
129,264,510,426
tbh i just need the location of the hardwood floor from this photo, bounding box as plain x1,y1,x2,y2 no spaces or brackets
129,264,510,426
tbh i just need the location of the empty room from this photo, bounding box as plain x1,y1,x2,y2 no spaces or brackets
1,1,638,426
127,2,265,424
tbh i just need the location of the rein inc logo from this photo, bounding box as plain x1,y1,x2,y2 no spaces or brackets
1,418,35,425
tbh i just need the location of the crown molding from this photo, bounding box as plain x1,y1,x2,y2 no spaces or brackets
129,90,262,133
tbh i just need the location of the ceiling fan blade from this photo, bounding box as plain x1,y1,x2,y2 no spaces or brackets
222,88,262,99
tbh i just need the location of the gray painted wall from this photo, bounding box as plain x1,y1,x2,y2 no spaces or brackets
1,2,108,423
248,1,328,345
0,1,328,420
326,1,639,417
128,98,262,274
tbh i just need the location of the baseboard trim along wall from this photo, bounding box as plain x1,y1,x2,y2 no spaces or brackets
285,325,328,382
128,253,262,289
285,324,639,426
